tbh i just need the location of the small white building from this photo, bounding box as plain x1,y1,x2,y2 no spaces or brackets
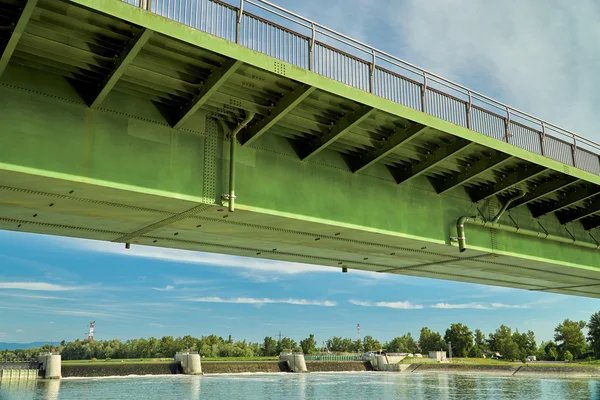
428,351,447,362
526,356,536,362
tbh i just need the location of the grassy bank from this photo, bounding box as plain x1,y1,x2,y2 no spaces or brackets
62,356,278,365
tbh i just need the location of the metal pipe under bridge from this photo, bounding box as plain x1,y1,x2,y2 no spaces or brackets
1,0,600,297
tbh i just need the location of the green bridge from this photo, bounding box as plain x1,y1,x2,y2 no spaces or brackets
2,0,600,297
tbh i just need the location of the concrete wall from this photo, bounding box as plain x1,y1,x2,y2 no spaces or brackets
175,352,202,375
279,353,307,373
38,354,61,379
0,369,38,380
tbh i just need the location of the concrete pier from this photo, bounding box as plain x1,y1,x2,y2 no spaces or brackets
175,352,202,375
279,353,307,373
38,353,61,379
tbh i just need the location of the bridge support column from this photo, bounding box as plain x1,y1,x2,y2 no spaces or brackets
279,352,307,373
38,353,61,379
175,352,202,375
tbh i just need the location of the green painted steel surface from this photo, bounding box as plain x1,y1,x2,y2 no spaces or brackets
1,0,600,297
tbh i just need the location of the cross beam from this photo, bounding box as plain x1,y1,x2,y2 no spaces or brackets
431,152,512,195
299,105,374,161
557,196,600,224
350,124,428,173
89,28,153,108
581,217,600,231
469,164,547,203
530,184,600,218
240,84,315,146
0,0,39,78
172,59,242,129
391,139,474,185
507,176,580,210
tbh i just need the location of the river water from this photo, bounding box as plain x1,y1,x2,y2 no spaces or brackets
1,372,599,399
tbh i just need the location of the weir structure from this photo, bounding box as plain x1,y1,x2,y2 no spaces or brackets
2,0,600,297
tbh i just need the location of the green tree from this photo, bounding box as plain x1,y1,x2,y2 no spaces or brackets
469,345,483,358
587,312,600,358
352,339,364,353
362,336,381,352
444,323,473,358
263,336,278,356
564,350,574,362
385,334,418,353
474,329,488,353
419,327,445,353
554,319,587,359
277,337,297,354
326,337,354,353
535,345,546,361
489,325,520,361
300,334,317,355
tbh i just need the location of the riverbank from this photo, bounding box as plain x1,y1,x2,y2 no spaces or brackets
414,363,600,378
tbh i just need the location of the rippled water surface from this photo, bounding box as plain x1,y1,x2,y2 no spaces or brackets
1,372,600,399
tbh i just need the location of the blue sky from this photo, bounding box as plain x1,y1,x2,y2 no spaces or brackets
3,0,600,346
1,229,598,345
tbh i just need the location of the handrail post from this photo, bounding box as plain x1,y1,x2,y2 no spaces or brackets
504,107,511,142
572,136,578,168
466,91,472,130
421,73,427,113
540,122,546,156
369,49,375,94
308,23,315,71
236,0,243,44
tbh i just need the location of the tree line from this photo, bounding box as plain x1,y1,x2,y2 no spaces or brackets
4,313,600,362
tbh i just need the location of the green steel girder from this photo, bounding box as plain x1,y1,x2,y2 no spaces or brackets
0,0,38,78
431,152,512,195
298,105,375,161
113,203,212,243
507,176,580,210
240,84,315,146
534,282,600,292
172,59,243,129
3,0,600,298
469,164,547,203
350,124,429,173
530,184,600,218
557,196,600,224
391,139,475,185
88,28,153,108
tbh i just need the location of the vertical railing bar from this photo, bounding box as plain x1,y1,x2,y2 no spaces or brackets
421,73,427,113
369,50,375,94
573,136,578,168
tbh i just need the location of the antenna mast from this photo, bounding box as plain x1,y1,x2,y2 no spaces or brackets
87,321,95,341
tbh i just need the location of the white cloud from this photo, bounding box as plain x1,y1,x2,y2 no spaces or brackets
393,0,600,143
186,296,336,307
150,323,164,328
0,282,80,291
152,285,174,292
431,302,527,310
54,239,335,275
0,292,75,301
52,310,113,317
15,329,24,334
348,299,424,309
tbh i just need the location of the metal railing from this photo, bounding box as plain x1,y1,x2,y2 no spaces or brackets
121,0,600,176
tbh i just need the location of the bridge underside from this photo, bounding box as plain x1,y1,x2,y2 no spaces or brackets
1,0,600,297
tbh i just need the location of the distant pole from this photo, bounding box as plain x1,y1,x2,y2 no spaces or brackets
87,321,95,341
448,341,452,362
356,324,361,342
